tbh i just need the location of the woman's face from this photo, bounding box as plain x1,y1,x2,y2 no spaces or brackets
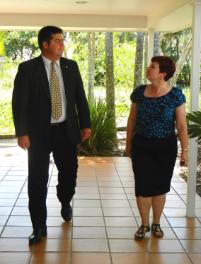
146,62,165,82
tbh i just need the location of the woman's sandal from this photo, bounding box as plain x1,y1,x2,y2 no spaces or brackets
134,225,150,240
151,223,164,238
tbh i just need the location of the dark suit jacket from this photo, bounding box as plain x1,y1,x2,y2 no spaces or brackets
12,55,91,144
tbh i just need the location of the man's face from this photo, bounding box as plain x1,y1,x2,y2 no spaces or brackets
43,33,64,59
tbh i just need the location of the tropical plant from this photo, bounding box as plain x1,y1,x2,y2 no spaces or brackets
105,32,116,131
186,111,201,141
133,32,145,88
79,99,117,156
87,32,95,100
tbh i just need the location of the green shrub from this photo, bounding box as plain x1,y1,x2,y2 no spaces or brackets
187,111,201,142
0,99,14,135
79,99,117,156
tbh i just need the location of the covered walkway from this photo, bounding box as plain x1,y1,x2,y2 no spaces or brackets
0,140,201,264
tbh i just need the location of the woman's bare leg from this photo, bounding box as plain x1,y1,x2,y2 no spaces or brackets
152,194,166,224
136,196,152,226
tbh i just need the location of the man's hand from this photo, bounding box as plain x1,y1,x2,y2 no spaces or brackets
18,135,30,150
81,128,91,142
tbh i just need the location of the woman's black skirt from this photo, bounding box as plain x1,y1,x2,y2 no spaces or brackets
131,134,177,197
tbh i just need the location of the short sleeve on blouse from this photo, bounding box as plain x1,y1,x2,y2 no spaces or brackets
174,87,186,107
130,86,143,103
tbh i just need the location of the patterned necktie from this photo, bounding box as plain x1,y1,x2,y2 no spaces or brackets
50,62,62,120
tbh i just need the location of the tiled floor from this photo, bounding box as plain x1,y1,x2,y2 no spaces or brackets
0,141,201,263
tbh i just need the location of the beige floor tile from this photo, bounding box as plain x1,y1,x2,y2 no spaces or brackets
109,239,147,252
15,199,28,207
0,238,30,251
30,252,70,264
173,227,201,239
166,194,184,201
73,199,101,208
7,216,32,226
103,207,133,217
0,186,22,193
32,238,70,252
163,208,186,217
135,217,170,227
75,187,99,194
0,252,30,264
73,227,106,238
74,193,100,199
0,199,16,206
44,226,71,239
102,199,130,208
149,228,177,240
112,252,190,264
73,208,103,217
72,253,111,264
46,199,60,207
0,193,18,199
77,177,96,182
72,239,109,252
73,217,104,226
0,181,24,187
11,207,29,215
167,217,201,227
76,182,98,188
165,200,186,208
180,239,201,253
121,182,134,188
107,227,136,239
0,216,9,225
4,176,27,181
111,253,149,264
148,239,185,253
0,207,12,215
148,253,191,264
1,226,32,237
47,217,69,226
99,187,124,194
100,193,127,200
124,188,135,194
98,182,122,187
97,176,120,181
46,207,61,216
189,253,201,264
105,217,137,227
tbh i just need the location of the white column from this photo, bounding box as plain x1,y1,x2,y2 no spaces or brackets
187,0,201,217
148,28,154,63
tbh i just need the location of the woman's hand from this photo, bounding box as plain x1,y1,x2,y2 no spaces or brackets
180,149,188,166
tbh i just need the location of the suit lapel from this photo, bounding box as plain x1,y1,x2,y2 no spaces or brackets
60,58,70,96
37,56,51,100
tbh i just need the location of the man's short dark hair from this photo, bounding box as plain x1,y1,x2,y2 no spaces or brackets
38,26,63,50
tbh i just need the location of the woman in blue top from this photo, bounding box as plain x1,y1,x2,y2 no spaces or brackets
126,56,188,240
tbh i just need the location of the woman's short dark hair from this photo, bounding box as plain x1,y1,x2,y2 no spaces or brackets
151,56,176,81
38,26,63,50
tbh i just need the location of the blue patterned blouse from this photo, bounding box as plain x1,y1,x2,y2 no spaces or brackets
130,85,186,138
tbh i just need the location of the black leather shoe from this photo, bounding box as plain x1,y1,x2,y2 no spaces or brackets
28,228,47,245
61,204,72,222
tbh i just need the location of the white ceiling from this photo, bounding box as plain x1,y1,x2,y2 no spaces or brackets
0,0,194,31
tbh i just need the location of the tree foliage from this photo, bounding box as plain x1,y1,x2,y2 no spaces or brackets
4,31,39,60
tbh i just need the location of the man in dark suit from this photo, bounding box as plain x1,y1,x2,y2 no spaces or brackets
12,26,91,245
